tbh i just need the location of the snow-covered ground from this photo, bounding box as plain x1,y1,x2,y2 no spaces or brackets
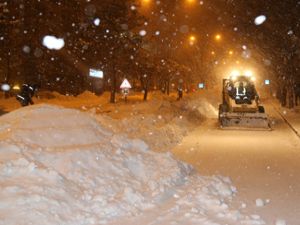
0,102,265,225
277,105,300,136
173,98,300,225
0,91,299,224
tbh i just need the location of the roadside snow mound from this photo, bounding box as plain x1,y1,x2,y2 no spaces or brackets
94,95,205,151
0,104,264,225
0,104,110,147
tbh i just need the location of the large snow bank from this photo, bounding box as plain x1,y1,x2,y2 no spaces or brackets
93,93,210,151
0,104,264,224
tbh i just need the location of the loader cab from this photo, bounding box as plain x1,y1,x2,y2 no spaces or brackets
219,73,270,130
227,76,257,105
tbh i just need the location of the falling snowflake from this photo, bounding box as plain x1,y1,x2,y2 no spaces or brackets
254,15,267,25
42,35,65,50
93,18,100,26
139,30,147,36
22,45,31,53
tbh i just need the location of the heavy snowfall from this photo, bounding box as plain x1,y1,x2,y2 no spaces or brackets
0,90,299,225
1,0,300,225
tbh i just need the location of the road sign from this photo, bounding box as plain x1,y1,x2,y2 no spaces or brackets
198,83,205,89
265,79,270,85
120,79,132,89
89,69,104,78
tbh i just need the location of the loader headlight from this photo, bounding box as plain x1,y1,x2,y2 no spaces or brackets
230,70,240,81
245,70,253,77
230,70,240,77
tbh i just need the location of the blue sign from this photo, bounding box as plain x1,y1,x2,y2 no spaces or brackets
198,83,205,89
264,79,270,85
89,69,104,78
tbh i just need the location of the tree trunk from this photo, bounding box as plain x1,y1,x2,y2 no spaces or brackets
280,85,287,107
288,86,295,109
143,88,148,101
110,72,117,103
166,79,170,95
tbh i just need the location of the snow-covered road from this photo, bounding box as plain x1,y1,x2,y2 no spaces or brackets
173,102,300,224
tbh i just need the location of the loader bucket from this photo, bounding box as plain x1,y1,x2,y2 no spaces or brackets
219,112,271,130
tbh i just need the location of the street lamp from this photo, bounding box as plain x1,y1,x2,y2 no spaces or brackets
186,0,196,4
215,34,222,41
189,35,196,45
229,50,234,55
141,0,151,7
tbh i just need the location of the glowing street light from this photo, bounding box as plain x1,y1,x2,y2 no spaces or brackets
189,35,196,45
186,0,196,4
214,34,222,41
141,0,151,8
228,50,234,55
189,35,196,42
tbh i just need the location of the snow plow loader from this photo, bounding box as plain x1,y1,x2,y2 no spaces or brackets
218,73,271,130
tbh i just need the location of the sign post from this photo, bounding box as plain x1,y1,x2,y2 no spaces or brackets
120,78,132,102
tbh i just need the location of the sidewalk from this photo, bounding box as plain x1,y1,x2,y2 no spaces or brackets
279,105,300,135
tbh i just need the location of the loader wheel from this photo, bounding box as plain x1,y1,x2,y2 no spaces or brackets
218,104,228,120
258,106,265,113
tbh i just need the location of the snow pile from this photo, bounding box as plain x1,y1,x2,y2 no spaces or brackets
94,93,207,151
77,90,99,99
0,105,264,224
90,93,218,151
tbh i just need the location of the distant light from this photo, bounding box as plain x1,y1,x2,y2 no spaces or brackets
251,77,256,82
89,69,104,78
215,34,222,41
13,85,20,90
265,79,270,85
1,84,10,91
93,18,100,26
254,15,267,25
142,0,151,4
189,35,196,41
198,83,205,89
229,50,234,55
42,35,65,50
189,35,196,45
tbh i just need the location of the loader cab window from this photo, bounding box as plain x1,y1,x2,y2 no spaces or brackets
235,81,247,99
230,79,254,104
